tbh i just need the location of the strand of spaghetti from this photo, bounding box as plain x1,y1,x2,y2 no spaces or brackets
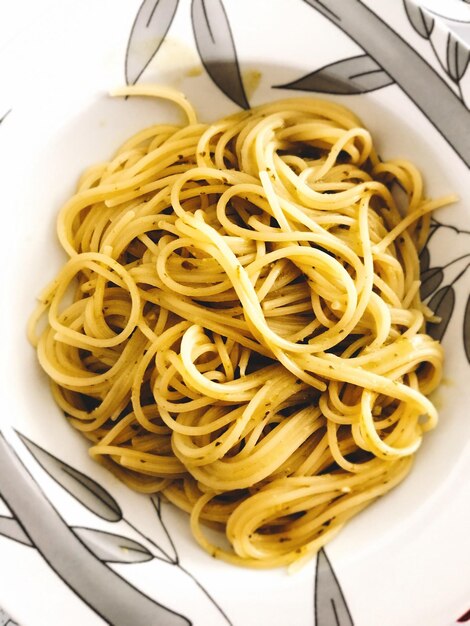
48,252,140,348
373,195,458,253
110,85,198,125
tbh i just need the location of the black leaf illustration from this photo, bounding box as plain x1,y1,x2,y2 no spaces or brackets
463,294,470,364
0,515,157,564
403,0,434,39
427,285,456,341
191,0,249,109
276,54,393,95
73,527,154,564
420,267,444,300
446,32,470,81
314,548,353,626
18,434,122,522
0,515,32,546
420,246,430,272
150,495,179,564
126,0,179,85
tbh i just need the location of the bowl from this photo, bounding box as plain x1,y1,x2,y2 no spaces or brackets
1,1,469,624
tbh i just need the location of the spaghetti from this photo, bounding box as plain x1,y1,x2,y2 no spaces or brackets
29,86,451,568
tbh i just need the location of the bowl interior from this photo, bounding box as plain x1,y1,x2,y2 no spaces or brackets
4,60,470,572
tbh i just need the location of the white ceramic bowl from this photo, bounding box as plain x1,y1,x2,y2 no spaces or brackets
1,1,469,624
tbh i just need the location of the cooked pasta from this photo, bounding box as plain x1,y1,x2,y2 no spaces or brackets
29,85,452,568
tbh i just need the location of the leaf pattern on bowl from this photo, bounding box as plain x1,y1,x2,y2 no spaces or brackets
283,0,470,167
2,2,469,625
0,433,191,626
447,31,470,82
276,54,393,95
420,221,470,346
427,286,456,342
315,548,353,626
0,515,155,565
420,246,431,273
72,527,154,564
191,0,249,108
18,433,122,522
126,0,180,85
0,432,232,626
420,267,445,300
403,0,470,105
126,0,248,109
0,515,31,546
404,0,435,38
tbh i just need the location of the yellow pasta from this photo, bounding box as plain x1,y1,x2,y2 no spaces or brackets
29,85,452,568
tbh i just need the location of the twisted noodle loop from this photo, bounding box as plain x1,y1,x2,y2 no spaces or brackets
29,86,450,568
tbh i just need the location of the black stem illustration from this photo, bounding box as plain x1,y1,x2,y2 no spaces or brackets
450,262,470,287
127,497,233,625
431,218,470,236
302,0,470,166
429,36,452,81
124,517,175,564
151,495,179,563
0,434,190,626
178,563,233,625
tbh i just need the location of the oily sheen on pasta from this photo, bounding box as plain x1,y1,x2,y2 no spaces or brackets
29,86,449,568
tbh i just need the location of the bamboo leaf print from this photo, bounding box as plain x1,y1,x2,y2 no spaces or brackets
403,0,434,39
420,267,444,299
277,54,393,95
191,0,249,109
427,285,455,341
18,434,122,522
302,0,470,167
0,434,190,626
0,516,32,546
420,246,430,272
463,294,470,364
446,32,470,81
126,0,179,85
72,527,155,564
0,515,161,564
314,548,353,626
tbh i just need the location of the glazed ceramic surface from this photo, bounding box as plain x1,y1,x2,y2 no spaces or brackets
0,1,469,624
